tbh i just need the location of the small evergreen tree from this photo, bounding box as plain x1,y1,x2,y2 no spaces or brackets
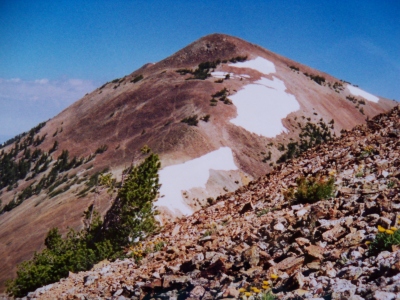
103,153,161,246
49,140,58,153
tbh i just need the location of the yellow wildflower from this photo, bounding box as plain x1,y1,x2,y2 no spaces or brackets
378,225,386,232
365,241,371,245
270,274,279,280
262,285,269,290
263,280,270,285
364,145,374,152
390,227,397,231
253,288,261,293
386,229,394,235
245,292,252,297
239,288,246,293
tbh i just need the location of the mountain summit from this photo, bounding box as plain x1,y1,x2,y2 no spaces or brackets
0,34,396,292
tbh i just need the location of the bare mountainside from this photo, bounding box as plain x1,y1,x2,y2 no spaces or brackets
0,33,396,292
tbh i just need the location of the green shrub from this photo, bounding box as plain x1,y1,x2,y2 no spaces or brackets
304,73,325,85
181,115,198,126
212,88,228,98
49,140,58,153
293,175,334,204
388,181,396,188
260,291,277,300
201,115,210,122
176,68,192,75
223,98,232,105
95,145,108,154
210,99,218,105
262,151,272,163
257,208,270,217
131,74,143,83
369,226,400,256
277,143,285,151
190,69,210,80
277,142,297,163
346,95,358,104
229,55,247,63
141,145,151,154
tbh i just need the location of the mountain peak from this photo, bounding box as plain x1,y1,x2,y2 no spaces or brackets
158,33,254,68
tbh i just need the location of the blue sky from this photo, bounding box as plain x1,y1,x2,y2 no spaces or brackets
0,0,399,143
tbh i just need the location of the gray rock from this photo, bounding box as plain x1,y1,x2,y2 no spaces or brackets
113,289,123,296
341,231,365,247
190,286,206,298
84,275,98,286
348,295,365,300
373,291,396,300
274,222,286,231
331,279,357,300
378,217,392,228
192,252,204,264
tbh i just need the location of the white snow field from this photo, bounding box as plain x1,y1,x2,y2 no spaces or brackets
347,85,379,103
156,147,238,215
228,56,276,75
211,71,250,79
229,77,300,137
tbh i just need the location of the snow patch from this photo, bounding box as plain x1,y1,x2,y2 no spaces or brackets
229,57,276,75
347,85,379,103
211,71,230,78
211,71,250,79
229,77,300,137
156,147,238,216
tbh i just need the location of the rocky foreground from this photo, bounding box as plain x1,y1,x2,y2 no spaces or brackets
27,106,400,299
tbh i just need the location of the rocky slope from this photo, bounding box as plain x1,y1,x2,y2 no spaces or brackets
0,33,397,292
25,105,400,299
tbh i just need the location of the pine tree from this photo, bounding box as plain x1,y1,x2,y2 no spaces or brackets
103,153,161,246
